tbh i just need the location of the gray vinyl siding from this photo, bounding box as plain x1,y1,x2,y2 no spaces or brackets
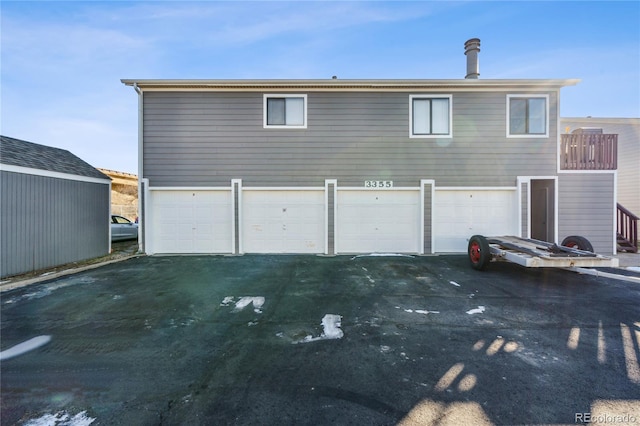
142,91,558,188
558,173,615,254
0,171,110,277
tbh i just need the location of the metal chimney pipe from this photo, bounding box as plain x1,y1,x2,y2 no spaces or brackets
464,38,481,79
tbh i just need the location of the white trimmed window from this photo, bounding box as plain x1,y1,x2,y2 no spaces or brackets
507,95,549,137
410,95,452,138
263,94,307,129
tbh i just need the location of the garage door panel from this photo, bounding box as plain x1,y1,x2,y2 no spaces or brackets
150,190,232,254
434,190,518,253
285,222,322,234
336,190,421,254
242,190,325,254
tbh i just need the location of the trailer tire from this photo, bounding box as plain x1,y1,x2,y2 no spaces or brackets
561,235,594,252
468,235,491,271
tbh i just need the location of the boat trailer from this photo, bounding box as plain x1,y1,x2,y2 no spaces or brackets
467,235,620,271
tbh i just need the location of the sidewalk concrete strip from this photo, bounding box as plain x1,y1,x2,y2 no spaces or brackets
567,267,640,284
0,255,140,293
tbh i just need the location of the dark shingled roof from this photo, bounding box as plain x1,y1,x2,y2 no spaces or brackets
0,135,109,181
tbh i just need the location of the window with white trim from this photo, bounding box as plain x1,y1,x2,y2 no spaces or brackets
409,95,452,138
507,95,548,137
263,94,307,128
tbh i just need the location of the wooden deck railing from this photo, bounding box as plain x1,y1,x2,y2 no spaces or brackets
617,203,639,253
560,134,618,170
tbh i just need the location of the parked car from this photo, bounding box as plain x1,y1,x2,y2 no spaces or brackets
111,215,138,242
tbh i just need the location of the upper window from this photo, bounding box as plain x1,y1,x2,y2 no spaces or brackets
264,94,307,129
507,95,549,137
410,95,452,138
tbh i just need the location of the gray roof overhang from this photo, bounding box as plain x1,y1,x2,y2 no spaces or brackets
121,78,580,92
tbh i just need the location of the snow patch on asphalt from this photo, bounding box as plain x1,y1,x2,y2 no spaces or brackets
466,306,486,315
297,314,344,343
627,266,640,273
23,410,95,426
321,314,344,339
221,296,265,313
361,267,375,283
449,281,461,287
220,296,234,306
0,335,52,361
398,307,439,315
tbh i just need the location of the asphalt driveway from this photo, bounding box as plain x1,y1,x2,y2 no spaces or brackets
1,254,639,425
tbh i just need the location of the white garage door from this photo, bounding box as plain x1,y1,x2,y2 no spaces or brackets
433,189,518,253
336,190,421,254
149,190,233,254
242,190,325,253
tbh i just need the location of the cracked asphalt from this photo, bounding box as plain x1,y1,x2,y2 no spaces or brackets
1,254,639,425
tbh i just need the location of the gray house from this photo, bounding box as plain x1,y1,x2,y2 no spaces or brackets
0,136,111,278
122,39,618,256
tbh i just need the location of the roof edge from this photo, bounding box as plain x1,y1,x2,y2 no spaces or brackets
561,117,640,123
0,163,111,184
121,78,580,91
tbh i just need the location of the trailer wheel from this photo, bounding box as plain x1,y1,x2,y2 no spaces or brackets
468,235,491,271
561,235,594,252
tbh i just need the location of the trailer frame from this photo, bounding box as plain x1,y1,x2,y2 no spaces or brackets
468,235,619,270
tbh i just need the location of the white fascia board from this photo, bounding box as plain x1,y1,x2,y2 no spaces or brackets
122,79,580,92
561,117,640,125
0,163,110,185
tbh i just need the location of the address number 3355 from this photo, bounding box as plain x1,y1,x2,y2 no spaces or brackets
364,180,393,188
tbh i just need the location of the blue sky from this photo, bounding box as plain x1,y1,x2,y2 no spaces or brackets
1,1,639,174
